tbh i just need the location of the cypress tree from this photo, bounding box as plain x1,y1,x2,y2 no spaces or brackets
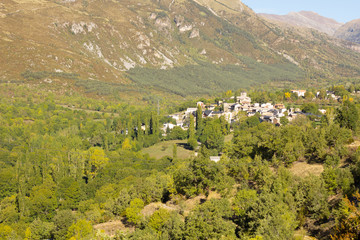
189,114,195,139
150,112,159,135
196,105,203,133
188,114,197,150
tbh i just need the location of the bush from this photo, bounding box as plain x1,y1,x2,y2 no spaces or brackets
167,126,188,140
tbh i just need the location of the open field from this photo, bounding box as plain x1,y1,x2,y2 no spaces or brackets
290,161,324,177
141,140,195,159
94,220,134,237
224,133,234,142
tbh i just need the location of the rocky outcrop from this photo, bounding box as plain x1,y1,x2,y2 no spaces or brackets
154,16,172,31
174,15,193,33
189,28,199,38
174,15,184,27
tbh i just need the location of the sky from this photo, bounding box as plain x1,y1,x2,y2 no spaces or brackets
241,0,360,23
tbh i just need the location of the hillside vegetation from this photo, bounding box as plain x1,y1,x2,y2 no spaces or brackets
0,0,360,98
128,60,304,97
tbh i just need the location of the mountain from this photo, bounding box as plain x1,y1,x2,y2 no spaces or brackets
258,11,360,47
334,19,360,44
259,11,342,36
0,0,359,98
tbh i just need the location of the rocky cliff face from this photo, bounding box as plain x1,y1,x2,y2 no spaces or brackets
334,19,360,44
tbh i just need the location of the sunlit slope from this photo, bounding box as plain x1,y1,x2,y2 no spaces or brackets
0,0,359,96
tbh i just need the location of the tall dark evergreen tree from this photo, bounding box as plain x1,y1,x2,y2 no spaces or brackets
195,105,203,134
150,112,159,136
188,114,198,150
136,115,143,140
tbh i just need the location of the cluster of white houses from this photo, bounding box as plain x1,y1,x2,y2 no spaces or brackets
163,91,328,132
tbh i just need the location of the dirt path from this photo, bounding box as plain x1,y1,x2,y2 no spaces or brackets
348,140,360,150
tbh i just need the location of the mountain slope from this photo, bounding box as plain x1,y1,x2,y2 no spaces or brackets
192,1,360,79
259,11,342,35
334,19,360,44
0,0,359,98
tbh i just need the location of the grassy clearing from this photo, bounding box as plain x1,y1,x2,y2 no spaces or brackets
94,220,134,237
290,161,324,177
141,140,195,160
224,133,233,142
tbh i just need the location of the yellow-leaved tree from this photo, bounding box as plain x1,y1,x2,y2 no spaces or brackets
284,92,291,100
66,219,93,240
122,138,132,151
225,90,233,98
86,147,109,179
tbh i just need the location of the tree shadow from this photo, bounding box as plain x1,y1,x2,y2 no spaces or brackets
177,142,192,150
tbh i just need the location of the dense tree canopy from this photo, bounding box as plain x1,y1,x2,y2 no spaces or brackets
336,100,359,131
0,84,360,239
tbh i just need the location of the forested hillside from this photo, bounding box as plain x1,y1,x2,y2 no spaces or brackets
1,83,360,239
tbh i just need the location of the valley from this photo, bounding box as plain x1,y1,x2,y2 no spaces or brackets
1,0,360,239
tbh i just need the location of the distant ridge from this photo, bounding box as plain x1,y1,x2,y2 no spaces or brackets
334,19,360,44
259,11,342,35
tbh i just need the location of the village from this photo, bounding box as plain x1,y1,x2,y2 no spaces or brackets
162,90,341,133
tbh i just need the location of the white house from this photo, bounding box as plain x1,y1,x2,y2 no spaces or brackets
197,102,205,108
210,156,221,162
261,103,273,108
170,114,181,121
237,92,252,104
231,103,242,112
185,108,197,115
291,90,306,97
162,123,176,132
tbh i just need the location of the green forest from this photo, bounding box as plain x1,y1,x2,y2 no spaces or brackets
1,83,360,240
